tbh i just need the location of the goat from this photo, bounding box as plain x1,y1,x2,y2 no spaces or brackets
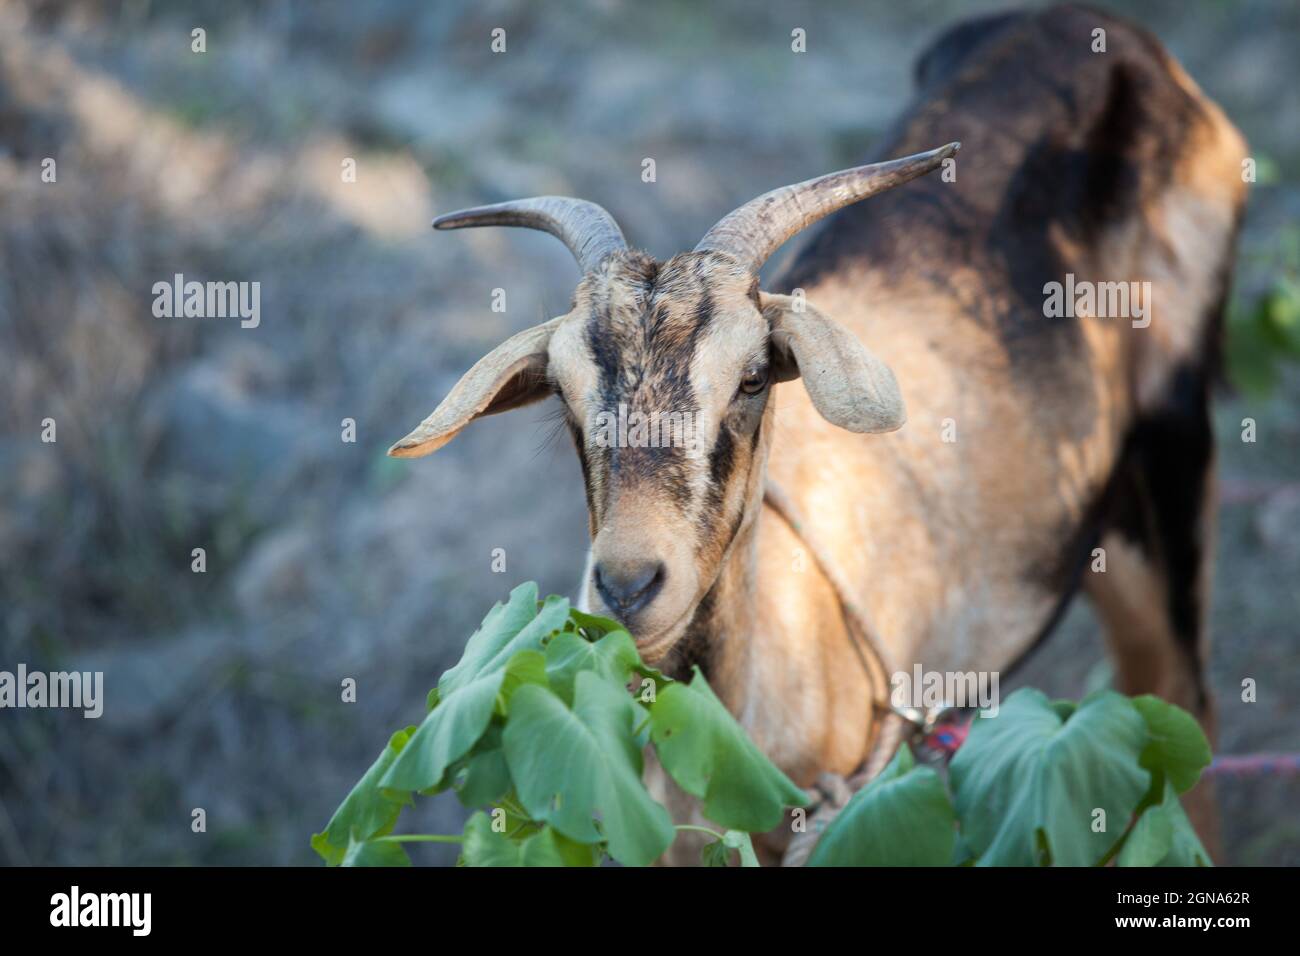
389,5,1247,863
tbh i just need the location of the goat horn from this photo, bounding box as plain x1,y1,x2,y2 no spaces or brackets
433,196,628,276
693,142,960,273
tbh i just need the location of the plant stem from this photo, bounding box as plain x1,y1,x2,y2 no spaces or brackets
498,795,528,818
674,824,726,841
372,834,463,844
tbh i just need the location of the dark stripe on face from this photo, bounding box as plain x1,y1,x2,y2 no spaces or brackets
580,259,721,505
567,417,598,534
700,423,736,532
587,305,623,403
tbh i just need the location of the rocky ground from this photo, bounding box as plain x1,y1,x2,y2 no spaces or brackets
0,0,1296,865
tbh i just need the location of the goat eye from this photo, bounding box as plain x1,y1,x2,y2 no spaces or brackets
739,368,769,396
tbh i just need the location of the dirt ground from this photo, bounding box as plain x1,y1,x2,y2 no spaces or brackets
1,0,1296,865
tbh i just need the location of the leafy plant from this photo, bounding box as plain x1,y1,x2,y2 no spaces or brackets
1226,225,1300,397
313,582,805,867
315,583,1214,867
809,689,1213,867
805,744,955,867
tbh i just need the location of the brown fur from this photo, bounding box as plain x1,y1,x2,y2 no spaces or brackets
392,5,1247,864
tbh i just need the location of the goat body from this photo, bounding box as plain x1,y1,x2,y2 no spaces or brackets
392,5,1248,864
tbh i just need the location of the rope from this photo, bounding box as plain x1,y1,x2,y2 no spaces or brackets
760,480,900,764
1204,753,1300,778
762,479,908,866
916,710,1300,780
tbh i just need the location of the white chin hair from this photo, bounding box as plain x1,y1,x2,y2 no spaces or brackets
574,550,596,612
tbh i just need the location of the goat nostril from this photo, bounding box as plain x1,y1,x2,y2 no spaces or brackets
594,561,666,617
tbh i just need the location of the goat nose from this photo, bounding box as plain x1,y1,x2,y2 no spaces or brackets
594,560,665,618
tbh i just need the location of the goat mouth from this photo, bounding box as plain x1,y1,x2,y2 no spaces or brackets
628,602,698,665
634,631,678,665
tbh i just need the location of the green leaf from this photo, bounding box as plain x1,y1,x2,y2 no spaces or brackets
1118,780,1212,867
724,829,760,867
460,811,524,866
380,586,570,794
520,827,601,867
567,608,626,640
504,673,675,867
1152,789,1213,867
701,839,730,867
454,724,512,808
949,689,1149,866
460,812,600,867
701,829,761,867
381,669,502,792
1050,699,1077,721
1132,695,1211,794
1116,797,1172,867
544,628,641,704
649,668,807,833
313,726,417,865
808,746,955,866
951,831,978,866
439,584,570,696
384,649,549,792
497,649,548,712
341,836,411,867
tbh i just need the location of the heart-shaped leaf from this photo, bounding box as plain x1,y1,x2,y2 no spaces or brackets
544,628,641,704
438,585,569,696
649,667,807,833
949,689,1149,866
1118,779,1212,867
1132,695,1211,794
381,667,503,792
808,746,955,866
312,726,417,865
384,648,551,793
504,672,675,866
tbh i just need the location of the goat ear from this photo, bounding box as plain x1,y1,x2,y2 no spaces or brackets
760,292,906,433
388,318,560,458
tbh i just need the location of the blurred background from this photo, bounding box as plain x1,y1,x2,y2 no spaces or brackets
1,0,1297,866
